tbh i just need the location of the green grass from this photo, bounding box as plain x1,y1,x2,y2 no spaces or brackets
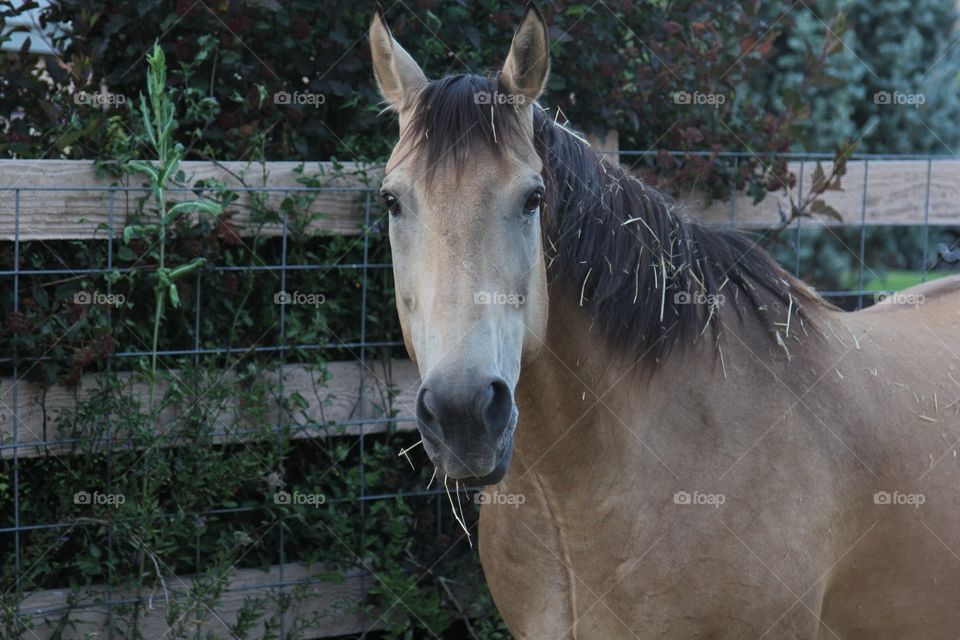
863,269,951,291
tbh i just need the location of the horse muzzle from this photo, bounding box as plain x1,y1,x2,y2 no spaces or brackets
415,373,517,485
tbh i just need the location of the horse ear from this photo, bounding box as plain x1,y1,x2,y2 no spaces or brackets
502,3,550,103
369,5,428,112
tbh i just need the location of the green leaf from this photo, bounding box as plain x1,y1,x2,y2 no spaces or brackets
163,199,222,224
810,199,843,222
128,160,158,181
812,161,828,193
123,224,158,243
168,257,206,280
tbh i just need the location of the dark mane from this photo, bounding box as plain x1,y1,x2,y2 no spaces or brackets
406,74,826,363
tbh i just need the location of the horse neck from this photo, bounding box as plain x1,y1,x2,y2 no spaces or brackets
511,292,676,490
510,278,828,498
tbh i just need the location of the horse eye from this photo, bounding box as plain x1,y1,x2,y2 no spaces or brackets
381,192,401,216
523,189,544,213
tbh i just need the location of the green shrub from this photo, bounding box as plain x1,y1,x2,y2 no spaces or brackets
761,0,960,153
1,0,845,201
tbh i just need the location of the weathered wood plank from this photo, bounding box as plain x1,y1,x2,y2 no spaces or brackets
0,159,956,241
0,359,421,460
0,160,383,241
690,159,953,228
19,563,383,639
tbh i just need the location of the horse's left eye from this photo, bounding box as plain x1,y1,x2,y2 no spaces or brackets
523,189,544,214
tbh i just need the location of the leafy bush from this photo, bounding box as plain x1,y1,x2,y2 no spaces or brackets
762,0,960,153
1,0,848,201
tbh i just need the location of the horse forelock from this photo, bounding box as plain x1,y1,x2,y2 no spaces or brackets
401,74,531,184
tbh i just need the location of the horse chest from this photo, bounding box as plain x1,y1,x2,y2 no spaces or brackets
478,478,827,639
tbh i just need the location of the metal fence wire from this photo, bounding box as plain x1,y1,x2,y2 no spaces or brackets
1,150,957,636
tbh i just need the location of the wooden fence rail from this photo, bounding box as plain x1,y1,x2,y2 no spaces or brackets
0,160,383,240
0,360,421,460
1,159,959,243
21,563,383,639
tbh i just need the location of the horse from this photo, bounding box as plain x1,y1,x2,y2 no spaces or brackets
369,5,960,638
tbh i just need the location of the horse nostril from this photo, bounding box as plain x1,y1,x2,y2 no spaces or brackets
482,378,514,437
416,387,443,444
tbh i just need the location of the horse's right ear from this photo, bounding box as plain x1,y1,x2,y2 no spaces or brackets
369,5,428,112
